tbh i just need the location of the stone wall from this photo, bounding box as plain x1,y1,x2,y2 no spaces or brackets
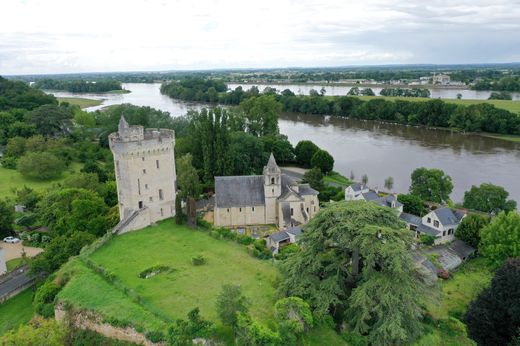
214,205,266,227
55,304,161,346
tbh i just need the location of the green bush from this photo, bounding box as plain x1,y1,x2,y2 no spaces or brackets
34,278,63,318
138,265,172,278
145,330,166,343
192,255,206,266
342,331,369,346
420,234,436,246
237,234,254,245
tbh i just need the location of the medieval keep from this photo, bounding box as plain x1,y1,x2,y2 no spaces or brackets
109,117,177,234
214,154,320,229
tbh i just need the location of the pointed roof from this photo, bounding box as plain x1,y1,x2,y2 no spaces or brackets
118,116,129,133
265,153,280,173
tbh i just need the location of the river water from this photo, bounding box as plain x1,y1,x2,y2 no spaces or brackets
228,83,520,100
46,83,520,203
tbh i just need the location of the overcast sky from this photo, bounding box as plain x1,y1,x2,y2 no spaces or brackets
1,0,520,75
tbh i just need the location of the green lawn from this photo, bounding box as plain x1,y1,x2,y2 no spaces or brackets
0,162,82,197
415,257,494,345
481,133,520,143
324,171,351,187
356,95,520,114
58,221,345,344
88,222,279,324
57,97,102,109
0,289,34,335
107,89,131,94
6,258,24,272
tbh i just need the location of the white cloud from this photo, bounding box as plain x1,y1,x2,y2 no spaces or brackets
0,0,519,74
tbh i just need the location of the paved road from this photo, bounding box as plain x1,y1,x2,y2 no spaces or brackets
0,266,34,298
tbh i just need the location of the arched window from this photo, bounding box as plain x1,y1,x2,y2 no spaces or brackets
271,177,275,184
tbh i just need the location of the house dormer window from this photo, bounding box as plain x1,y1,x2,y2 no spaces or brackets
427,217,431,223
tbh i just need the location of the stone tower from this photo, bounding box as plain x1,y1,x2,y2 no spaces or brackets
263,153,281,224
109,116,177,234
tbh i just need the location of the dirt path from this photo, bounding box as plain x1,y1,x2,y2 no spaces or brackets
1,243,43,261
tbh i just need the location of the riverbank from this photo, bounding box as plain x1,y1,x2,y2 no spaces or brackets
57,97,102,109
228,80,471,90
355,95,520,114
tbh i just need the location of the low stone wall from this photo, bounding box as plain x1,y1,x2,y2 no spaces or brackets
55,304,160,346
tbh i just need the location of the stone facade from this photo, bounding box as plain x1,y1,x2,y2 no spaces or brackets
109,117,177,234
214,154,319,229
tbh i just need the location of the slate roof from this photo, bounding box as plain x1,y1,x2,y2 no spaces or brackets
286,226,303,237
400,213,423,225
281,202,292,225
449,240,475,259
372,195,403,209
434,208,465,226
350,183,367,192
362,191,380,201
269,230,290,243
299,184,319,196
215,175,265,207
416,223,441,237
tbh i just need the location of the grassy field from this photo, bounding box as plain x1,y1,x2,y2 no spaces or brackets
415,257,494,345
356,95,520,114
481,133,520,143
0,289,34,335
0,162,82,197
57,97,102,109
57,221,345,344
88,222,279,324
324,171,351,187
6,258,24,272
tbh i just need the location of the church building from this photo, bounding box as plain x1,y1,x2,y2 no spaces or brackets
214,154,319,229
109,117,177,234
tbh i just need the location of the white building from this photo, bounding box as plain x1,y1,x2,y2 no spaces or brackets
400,207,466,245
345,183,403,213
433,74,451,85
109,117,177,234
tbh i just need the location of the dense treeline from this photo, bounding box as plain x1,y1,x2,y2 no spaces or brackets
473,76,520,92
33,79,123,93
159,77,227,102
0,76,57,111
380,87,431,98
162,80,520,135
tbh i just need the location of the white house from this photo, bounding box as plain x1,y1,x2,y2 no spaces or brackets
400,207,466,245
345,183,403,213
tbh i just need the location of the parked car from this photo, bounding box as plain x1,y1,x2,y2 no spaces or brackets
3,236,20,243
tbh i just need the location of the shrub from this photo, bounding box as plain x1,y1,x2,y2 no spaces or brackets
0,156,18,169
145,330,166,343
237,234,254,245
34,279,62,318
192,255,206,266
17,151,65,180
342,331,369,346
420,234,436,246
138,265,172,279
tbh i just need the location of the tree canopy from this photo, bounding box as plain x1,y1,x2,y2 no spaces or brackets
294,140,320,168
279,201,427,345
409,167,453,203
463,183,517,214
465,258,520,346
310,149,334,174
455,214,491,249
480,211,520,266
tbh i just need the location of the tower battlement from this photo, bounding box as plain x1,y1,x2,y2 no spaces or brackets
109,116,177,234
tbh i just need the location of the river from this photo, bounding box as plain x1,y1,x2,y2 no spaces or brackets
46,83,520,204
228,83,520,100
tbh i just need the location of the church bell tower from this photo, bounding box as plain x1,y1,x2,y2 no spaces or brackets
263,153,281,223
